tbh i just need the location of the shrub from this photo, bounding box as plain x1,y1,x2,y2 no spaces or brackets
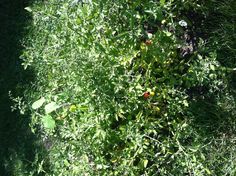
21,0,235,175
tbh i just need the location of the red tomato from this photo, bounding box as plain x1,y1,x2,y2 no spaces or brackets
143,92,150,99
145,40,152,46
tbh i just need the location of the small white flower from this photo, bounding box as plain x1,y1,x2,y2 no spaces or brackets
147,32,153,39
178,20,188,27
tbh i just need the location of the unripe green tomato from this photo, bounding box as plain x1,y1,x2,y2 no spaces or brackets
69,105,77,112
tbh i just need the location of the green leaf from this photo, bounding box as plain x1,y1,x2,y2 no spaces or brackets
164,31,172,37
42,115,56,129
78,105,89,111
143,159,148,168
32,97,45,110
160,0,165,6
210,64,215,71
183,100,189,107
45,102,59,114
76,17,82,25
24,7,32,12
205,168,212,175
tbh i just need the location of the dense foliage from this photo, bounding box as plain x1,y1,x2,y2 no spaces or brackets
16,0,236,175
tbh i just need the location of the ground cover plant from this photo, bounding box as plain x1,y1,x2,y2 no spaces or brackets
16,0,236,175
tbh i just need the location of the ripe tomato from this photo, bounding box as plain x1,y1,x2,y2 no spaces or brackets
143,92,150,99
145,40,152,46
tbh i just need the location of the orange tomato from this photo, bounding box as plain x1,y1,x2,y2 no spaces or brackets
145,40,152,46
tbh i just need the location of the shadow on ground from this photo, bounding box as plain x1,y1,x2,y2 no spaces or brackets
188,0,236,140
184,0,236,174
0,0,41,175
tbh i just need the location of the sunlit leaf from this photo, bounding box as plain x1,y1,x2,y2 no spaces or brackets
32,97,45,110
160,0,165,6
45,102,59,114
24,7,32,12
42,115,56,129
143,159,148,168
